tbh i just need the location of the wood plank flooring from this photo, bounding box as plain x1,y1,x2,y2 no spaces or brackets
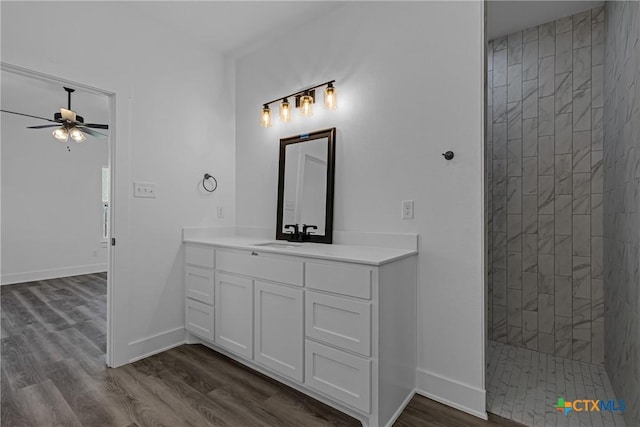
1,274,524,427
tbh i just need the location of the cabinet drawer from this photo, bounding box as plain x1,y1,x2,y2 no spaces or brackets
185,266,214,304
185,298,214,341
216,250,303,286
306,262,372,299
305,291,371,356
305,340,371,413
185,245,214,268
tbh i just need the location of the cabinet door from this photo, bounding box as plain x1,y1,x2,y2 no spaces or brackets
215,272,253,358
254,281,303,382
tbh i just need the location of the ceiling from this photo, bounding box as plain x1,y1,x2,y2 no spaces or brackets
487,0,604,41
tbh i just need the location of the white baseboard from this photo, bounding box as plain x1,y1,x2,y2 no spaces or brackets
1,263,108,285
415,368,487,420
127,327,186,363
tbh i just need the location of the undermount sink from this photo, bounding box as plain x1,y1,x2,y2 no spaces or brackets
254,242,302,249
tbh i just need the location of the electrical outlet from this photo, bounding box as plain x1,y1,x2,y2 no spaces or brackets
402,200,414,219
217,206,224,218
133,182,156,198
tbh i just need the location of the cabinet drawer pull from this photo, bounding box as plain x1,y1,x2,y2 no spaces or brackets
251,251,259,256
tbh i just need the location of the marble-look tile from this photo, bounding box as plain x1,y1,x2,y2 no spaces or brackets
554,154,572,195
592,64,603,108
591,318,604,365
493,268,507,306
538,175,554,214
522,81,538,119
538,254,555,294
591,150,603,193
494,235,507,269
537,96,554,136
591,22,604,66
538,56,555,97
507,177,522,214
538,294,555,334
538,22,555,58
507,102,522,141
555,72,573,114
537,136,554,175
508,31,523,66
554,113,573,154
523,310,538,349
507,65,523,102
573,47,592,91
522,272,538,310
523,195,537,234
573,88,592,131
494,46,507,85
573,324,591,342
507,139,523,176
522,157,537,195
493,122,507,158
555,235,572,277
591,193,603,236
522,41,538,81
591,5,604,23
507,215,522,252
494,36,507,51
523,233,538,273
493,305,507,343
591,107,603,150
523,27,538,43
507,326,523,347
494,195,507,231
573,173,591,214
555,276,572,316
572,215,591,256
591,236,602,279
538,332,555,354
555,31,573,75
573,131,591,173
508,252,523,289
554,194,572,236
573,297,591,326
487,42,494,71
573,10,592,48
556,15,573,34
493,85,507,123
555,315,573,359
522,118,538,156
572,255,591,298
538,215,554,254
507,288,522,327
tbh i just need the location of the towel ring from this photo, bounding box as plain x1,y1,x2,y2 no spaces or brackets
202,173,218,193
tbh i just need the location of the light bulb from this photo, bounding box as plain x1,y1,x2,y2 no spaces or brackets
324,83,337,110
260,105,272,128
299,94,314,117
52,127,69,142
69,127,86,143
279,99,291,123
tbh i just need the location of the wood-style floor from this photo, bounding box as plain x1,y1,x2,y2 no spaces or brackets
1,274,524,427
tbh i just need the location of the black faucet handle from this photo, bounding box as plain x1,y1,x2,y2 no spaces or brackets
302,224,318,235
284,224,299,235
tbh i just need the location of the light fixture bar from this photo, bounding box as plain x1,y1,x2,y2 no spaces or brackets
262,80,335,107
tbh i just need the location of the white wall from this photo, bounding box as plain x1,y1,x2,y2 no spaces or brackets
235,1,486,417
1,73,109,284
1,2,236,365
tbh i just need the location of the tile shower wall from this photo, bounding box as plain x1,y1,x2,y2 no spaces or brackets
603,1,640,426
487,6,604,364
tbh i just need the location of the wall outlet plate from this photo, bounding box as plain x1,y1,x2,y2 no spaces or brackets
134,182,156,198
402,200,414,219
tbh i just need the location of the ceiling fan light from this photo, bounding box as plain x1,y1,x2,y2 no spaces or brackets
52,127,69,142
69,127,86,143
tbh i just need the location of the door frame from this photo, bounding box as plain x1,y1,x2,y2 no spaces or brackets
1,62,116,365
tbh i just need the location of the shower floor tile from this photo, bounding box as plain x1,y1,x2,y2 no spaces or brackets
487,341,626,427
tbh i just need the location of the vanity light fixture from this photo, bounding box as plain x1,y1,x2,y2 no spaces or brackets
260,80,337,127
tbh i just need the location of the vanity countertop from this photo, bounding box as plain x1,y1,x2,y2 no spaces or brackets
183,236,417,266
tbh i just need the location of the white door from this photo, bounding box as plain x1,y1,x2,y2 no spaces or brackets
254,281,303,381
215,272,253,358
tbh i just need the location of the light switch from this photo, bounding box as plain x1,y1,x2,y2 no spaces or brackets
134,182,157,198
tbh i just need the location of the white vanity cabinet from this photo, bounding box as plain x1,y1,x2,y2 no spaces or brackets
183,239,417,427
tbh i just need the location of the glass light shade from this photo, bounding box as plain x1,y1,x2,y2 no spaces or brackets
69,127,86,143
279,99,291,122
299,95,314,117
324,85,337,110
260,105,272,128
52,127,69,142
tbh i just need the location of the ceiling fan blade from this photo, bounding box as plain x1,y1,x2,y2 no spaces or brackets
81,123,109,129
1,109,58,123
78,126,107,139
27,124,61,129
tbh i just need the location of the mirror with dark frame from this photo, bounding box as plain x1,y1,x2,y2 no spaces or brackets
276,128,336,244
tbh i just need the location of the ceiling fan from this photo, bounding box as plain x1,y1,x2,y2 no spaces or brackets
1,86,109,143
